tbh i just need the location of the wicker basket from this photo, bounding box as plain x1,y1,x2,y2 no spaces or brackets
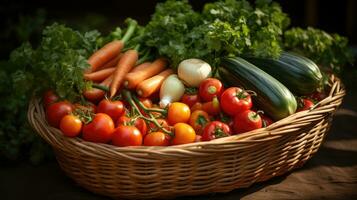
28,75,345,199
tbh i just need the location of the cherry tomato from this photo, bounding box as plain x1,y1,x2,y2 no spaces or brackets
201,121,231,141
199,78,223,102
309,91,327,101
116,116,148,137
202,97,220,116
220,87,252,116
59,114,82,137
297,98,315,112
143,131,170,146
191,102,203,112
260,114,273,127
181,93,200,108
148,118,170,132
46,101,73,128
83,88,105,103
112,125,142,147
43,90,59,108
139,97,153,108
167,102,191,125
233,110,262,134
82,113,115,143
97,99,125,122
171,123,196,145
189,110,210,134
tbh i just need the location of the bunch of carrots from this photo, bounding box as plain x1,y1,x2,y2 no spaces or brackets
83,40,173,102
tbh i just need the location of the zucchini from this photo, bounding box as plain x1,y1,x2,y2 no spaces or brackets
220,57,297,120
243,52,322,95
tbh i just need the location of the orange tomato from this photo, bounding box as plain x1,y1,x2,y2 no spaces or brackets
171,123,196,145
189,110,210,134
143,132,170,146
59,114,82,137
167,102,191,125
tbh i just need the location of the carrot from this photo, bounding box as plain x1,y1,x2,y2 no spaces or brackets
129,62,151,73
98,54,122,70
124,58,167,89
136,69,174,98
83,67,116,82
87,40,124,73
83,75,113,102
110,49,139,97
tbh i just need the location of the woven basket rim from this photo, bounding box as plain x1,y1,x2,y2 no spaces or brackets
27,75,345,156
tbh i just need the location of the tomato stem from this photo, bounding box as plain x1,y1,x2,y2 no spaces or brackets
92,84,109,92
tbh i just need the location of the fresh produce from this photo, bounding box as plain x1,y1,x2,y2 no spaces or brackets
220,87,252,116
201,97,220,116
167,102,191,125
59,115,82,137
136,69,174,97
110,49,139,97
159,74,185,108
43,90,59,108
83,75,113,102
171,123,196,145
116,116,148,137
260,114,273,128
112,125,142,147
201,121,231,141
46,101,73,128
86,40,124,73
244,52,323,95
189,110,210,134
220,57,297,120
99,54,122,70
233,110,262,134
143,132,170,146
297,98,315,112
177,58,212,87
97,99,125,122
84,67,116,82
198,78,223,102
181,90,200,108
124,58,167,89
82,113,115,143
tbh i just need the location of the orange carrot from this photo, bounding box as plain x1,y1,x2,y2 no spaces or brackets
136,69,174,98
129,62,151,73
97,53,122,70
83,75,113,102
84,67,116,82
124,58,167,89
87,40,124,73
110,50,139,97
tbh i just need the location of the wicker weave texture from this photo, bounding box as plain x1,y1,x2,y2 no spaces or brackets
27,76,345,199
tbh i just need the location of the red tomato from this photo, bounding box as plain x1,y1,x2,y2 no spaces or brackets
167,102,191,125
112,125,142,147
139,97,153,108
202,97,220,116
199,78,223,102
195,135,202,142
116,116,148,137
59,114,82,137
220,87,252,116
191,102,203,112
189,110,210,134
297,98,315,112
309,91,327,101
181,93,200,108
260,114,273,127
201,121,231,141
83,88,105,103
82,113,115,143
43,90,59,108
171,123,196,145
148,118,170,132
143,132,170,146
233,110,262,134
97,99,125,122
46,101,73,128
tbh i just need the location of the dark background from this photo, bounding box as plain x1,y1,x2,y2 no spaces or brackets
0,0,356,59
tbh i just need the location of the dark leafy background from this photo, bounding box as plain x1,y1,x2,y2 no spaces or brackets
0,0,356,164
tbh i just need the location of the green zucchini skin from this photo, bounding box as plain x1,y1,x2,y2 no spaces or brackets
243,52,322,95
220,57,297,120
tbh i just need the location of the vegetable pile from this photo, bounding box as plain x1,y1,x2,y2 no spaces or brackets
1,0,354,160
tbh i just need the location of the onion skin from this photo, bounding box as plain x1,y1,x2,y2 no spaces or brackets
178,58,212,87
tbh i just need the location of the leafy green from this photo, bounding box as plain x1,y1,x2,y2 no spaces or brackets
142,0,290,67
284,27,354,74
